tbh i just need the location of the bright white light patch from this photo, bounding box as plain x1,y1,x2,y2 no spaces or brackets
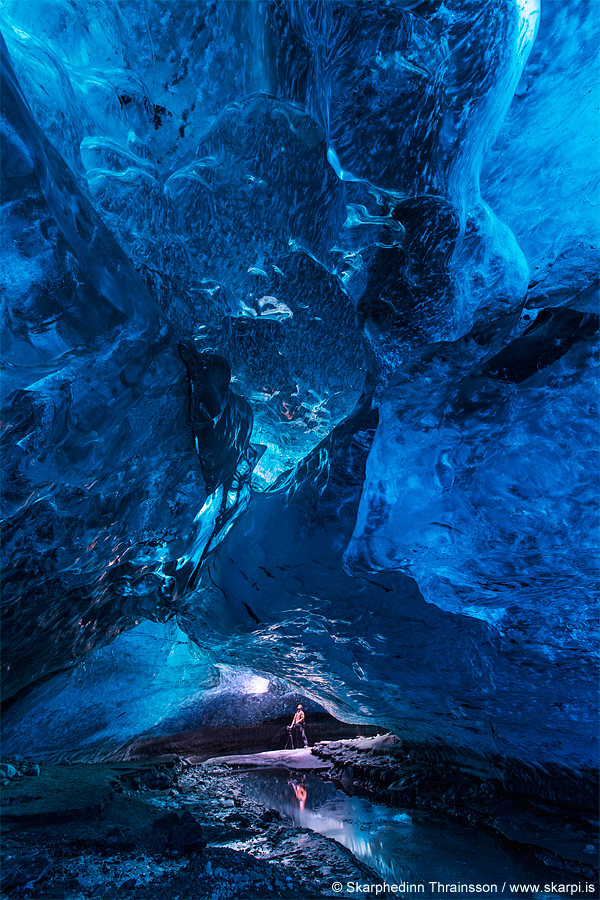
246,676,270,694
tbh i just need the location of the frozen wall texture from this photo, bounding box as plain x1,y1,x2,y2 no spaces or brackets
1,0,598,791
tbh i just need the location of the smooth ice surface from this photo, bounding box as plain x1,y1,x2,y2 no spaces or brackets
1,620,216,759
345,307,598,632
1,0,598,787
203,750,332,770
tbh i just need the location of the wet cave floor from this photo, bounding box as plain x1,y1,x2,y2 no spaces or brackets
1,755,377,900
1,748,597,900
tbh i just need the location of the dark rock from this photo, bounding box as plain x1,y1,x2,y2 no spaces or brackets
153,809,206,853
225,812,252,828
105,825,134,851
203,822,251,844
141,768,173,789
152,811,182,831
260,809,281,824
120,878,137,890
120,765,175,791
1,852,51,889
1,765,113,824
167,809,206,855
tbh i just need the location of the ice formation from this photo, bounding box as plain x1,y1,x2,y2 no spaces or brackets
1,0,598,793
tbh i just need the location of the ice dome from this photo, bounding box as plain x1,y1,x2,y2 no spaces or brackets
1,0,597,811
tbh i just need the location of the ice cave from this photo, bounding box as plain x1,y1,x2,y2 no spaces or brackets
0,0,598,897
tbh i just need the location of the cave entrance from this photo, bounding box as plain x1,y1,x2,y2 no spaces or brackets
133,667,382,761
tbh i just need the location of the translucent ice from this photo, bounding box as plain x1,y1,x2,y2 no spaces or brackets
0,0,597,789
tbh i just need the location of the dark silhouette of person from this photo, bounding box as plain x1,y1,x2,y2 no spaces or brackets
289,704,308,748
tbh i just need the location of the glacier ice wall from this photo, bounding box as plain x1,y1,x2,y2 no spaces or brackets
1,0,598,783
1,620,217,759
1,0,369,482
183,404,597,771
1,32,254,700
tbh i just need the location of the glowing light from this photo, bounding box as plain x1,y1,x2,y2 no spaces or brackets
246,676,270,694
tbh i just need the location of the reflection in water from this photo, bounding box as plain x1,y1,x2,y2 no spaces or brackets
289,775,307,811
242,770,413,883
236,769,570,895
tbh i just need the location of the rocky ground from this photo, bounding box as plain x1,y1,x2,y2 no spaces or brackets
0,754,380,900
2,737,598,899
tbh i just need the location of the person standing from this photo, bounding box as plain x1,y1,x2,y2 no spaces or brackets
290,704,308,748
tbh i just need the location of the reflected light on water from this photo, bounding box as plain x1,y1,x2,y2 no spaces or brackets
235,770,570,893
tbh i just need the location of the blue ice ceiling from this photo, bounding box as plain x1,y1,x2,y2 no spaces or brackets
1,0,598,775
